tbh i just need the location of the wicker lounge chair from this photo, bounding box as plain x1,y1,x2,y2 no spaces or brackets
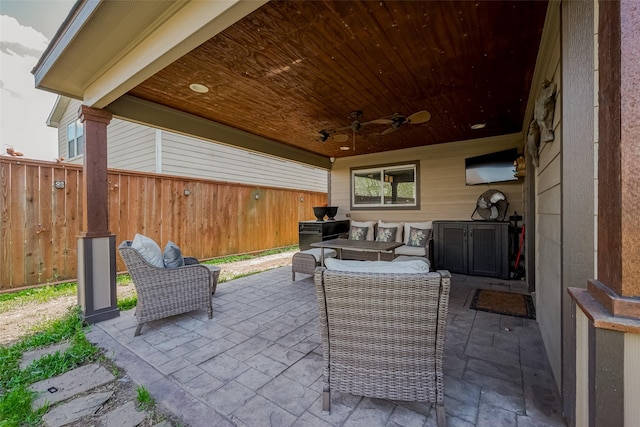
118,240,219,336
314,267,450,427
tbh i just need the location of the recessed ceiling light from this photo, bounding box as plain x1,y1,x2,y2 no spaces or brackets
339,146,350,151
471,123,486,130
189,83,209,93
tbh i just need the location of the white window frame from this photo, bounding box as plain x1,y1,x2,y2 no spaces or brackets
350,161,420,210
66,119,84,159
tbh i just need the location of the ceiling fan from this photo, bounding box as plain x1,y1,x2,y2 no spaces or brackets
317,129,348,143
317,111,376,150
317,109,431,150
377,110,431,135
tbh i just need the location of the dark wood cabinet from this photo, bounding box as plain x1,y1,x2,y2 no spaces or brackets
433,221,509,279
298,220,350,250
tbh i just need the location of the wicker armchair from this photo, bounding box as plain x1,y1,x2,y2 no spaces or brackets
118,240,219,336
314,268,451,427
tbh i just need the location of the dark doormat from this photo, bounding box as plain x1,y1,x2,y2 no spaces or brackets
469,289,536,319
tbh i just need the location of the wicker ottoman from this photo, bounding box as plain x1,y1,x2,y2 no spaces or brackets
292,248,337,281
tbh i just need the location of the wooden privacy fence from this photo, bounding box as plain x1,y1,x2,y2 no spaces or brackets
0,157,327,292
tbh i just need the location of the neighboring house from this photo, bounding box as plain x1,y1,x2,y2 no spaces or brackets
47,97,328,193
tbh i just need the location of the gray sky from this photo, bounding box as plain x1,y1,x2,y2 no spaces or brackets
0,0,75,160
0,0,74,39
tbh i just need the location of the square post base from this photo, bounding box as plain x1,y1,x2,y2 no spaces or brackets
78,235,119,323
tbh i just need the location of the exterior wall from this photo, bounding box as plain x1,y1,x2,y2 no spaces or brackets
106,120,157,172
574,309,588,427
533,1,563,389
56,99,328,192
625,333,640,425
563,0,598,419
329,133,523,223
161,131,327,192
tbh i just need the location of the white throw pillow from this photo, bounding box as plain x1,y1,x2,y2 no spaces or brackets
324,258,429,273
403,221,433,245
378,220,404,242
131,234,164,268
350,221,375,240
163,241,185,268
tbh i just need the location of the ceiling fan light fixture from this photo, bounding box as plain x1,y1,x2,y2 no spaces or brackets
471,123,486,130
189,83,209,93
339,146,350,151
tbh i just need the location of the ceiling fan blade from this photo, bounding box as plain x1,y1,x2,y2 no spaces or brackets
406,110,431,124
331,134,349,143
380,127,399,136
363,118,393,126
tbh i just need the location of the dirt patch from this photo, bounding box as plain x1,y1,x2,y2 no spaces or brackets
0,250,295,347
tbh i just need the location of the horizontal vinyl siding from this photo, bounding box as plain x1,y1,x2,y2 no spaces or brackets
535,4,562,389
106,120,156,172
55,100,326,192
58,100,82,164
330,133,524,223
161,132,327,192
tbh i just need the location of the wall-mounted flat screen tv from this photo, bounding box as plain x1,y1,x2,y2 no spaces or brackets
465,148,518,186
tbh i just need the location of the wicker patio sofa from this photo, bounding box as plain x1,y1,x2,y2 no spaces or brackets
314,265,450,427
118,240,220,336
340,220,434,263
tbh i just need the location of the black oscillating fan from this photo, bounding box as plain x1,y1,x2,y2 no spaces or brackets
471,190,509,221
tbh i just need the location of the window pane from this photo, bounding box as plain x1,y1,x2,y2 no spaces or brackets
384,167,416,205
77,135,84,156
67,123,75,140
76,120,83,137
68,139,75,158
351,163,418,209
353,171,381,205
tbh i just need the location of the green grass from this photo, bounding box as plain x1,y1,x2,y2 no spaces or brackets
0,307,98,426
0,282,77,313
117,295,138,311
136,385,155,411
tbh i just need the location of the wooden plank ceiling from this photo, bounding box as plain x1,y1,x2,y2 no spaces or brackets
128,0,548,158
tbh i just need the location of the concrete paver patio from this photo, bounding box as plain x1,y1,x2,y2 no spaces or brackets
87,266,566,427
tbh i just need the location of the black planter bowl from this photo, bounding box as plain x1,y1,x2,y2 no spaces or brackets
313,206,328,221
326,206,338,220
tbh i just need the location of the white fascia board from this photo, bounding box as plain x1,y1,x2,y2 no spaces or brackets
33,0,101,93
46,96,71,128
84,0,267,109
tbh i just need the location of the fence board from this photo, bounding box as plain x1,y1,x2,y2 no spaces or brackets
0,157,327,291
8,163,26,289
51,167,67,281
37,165,54,284
0,162,10,287
65,168,80,279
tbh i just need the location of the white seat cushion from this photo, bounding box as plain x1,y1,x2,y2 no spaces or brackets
393,255,430,270
300,248,337,262
324,258,429,273
395,245,427,257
